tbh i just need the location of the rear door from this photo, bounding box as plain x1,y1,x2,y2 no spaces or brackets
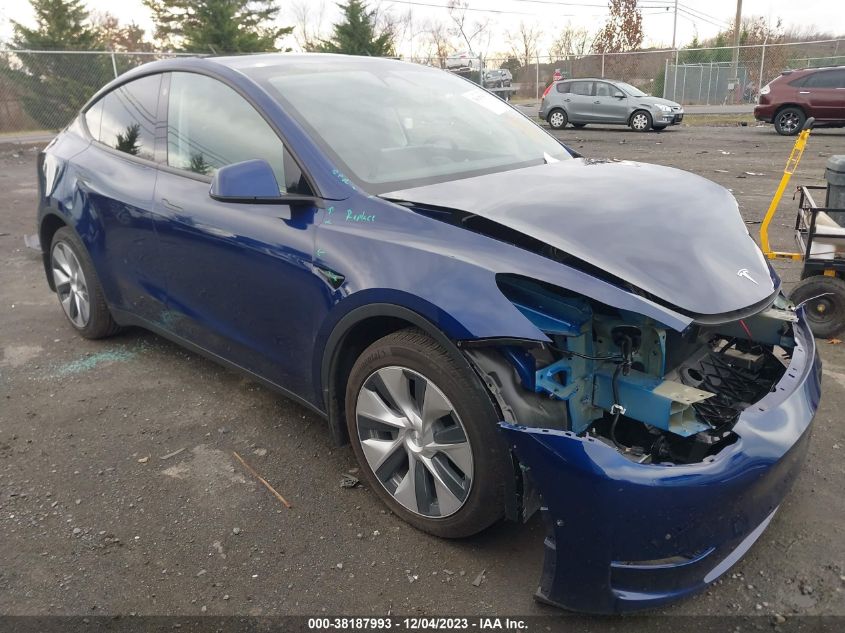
802,69,845,121
151,71,326,397
565,81,595,122
73,73,167,322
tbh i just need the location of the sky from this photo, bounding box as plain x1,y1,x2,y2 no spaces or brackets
1,0,843,58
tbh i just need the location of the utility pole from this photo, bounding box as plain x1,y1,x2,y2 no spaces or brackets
671,0,679,102
729,0,743,104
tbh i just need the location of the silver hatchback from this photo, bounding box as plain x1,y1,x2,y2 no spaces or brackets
539,78,684,132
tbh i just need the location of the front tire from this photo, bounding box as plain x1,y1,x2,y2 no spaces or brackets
547,109,568,130
345,328,506,538
790,275,845,338
630,110,652,132
774,106,805,136
50,227,120,339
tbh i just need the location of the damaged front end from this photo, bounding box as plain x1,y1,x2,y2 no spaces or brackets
464,275,821,614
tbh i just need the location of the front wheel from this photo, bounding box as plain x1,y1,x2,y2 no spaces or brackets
790,274,845,338
345,328,506,538
630,110,653,132
774,107,805,136
547,109,568,130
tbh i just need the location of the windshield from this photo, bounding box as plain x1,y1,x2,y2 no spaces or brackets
242,57,570,193
616,81,647,97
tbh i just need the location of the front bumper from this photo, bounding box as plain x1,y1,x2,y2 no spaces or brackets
655,109,683,125
499,311,821,614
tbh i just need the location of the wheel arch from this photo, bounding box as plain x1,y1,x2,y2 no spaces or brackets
774,103,806,120
320,303,478,447
39,212,69,291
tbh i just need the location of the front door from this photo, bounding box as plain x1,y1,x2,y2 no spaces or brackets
151,71,328,400
591,81,629,123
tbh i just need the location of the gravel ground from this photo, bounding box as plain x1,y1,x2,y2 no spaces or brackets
0,123,843,623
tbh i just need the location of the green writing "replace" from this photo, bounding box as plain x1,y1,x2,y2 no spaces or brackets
346,209,376,222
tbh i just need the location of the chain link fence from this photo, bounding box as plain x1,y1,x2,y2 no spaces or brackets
0,50,196,134
0,39,843,134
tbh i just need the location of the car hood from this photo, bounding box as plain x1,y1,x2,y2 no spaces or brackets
638,95,682,108
383,159,776,316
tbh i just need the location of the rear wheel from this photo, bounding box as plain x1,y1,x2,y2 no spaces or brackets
774,107,805,136
547,109,568,130
790,274,845,338
630,110,652,132
50,227,120,339
345,328,506,538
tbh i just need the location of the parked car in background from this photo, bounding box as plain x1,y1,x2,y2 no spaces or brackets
445,51,480,72
539,78,684,132
38,53,819,614
754,66,845,135
483,68,512,88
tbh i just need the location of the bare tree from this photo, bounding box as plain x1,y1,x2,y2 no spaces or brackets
291,0,326,51
446,0,489,55
422,18,454,68
549,23,593,61
507,21,542,68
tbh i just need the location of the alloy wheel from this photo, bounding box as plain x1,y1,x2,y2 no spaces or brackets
631,113,649,130
51,241,90,328
549,112,565,128
355,366,474,518
778,111,800,133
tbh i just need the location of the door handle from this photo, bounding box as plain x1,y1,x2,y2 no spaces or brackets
564,98,571,102
593,100,601,104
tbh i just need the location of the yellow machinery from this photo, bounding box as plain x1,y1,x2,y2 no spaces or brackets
759,119,814,260
759,117,845,338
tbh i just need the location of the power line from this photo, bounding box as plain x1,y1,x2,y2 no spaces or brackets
677,3,732,28
677,7,728,29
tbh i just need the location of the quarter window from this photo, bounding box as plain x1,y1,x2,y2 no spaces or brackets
556,82,571,94
86,74,160,160
166,72,307,193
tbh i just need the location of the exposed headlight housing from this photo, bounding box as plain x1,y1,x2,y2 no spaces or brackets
655,104,673,112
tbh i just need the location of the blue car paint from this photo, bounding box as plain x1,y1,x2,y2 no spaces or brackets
36,54,821,614
501,310,820,613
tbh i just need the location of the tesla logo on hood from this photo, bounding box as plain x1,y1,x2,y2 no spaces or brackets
737,268,759,285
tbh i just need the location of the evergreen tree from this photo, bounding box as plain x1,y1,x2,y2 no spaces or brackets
318,0,395,57
143,0,292,53
4,0,112,130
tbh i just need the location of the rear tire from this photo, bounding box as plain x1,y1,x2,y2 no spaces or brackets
50,227,120,339
789,275,845,338
774,107,805,136
630,110,652,132
345,328,506,538
547,109,568,130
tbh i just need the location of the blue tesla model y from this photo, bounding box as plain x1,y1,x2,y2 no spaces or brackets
37,54,821,613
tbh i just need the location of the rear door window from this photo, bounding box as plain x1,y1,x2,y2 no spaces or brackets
88,74,161,161
804,71,839,88
556,81,571,94
570,81,594,96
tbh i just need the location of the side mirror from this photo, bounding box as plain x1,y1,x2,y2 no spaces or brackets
210,159,320,207
614,93,626,99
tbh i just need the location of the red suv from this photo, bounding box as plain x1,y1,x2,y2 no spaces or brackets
755,66,845,135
